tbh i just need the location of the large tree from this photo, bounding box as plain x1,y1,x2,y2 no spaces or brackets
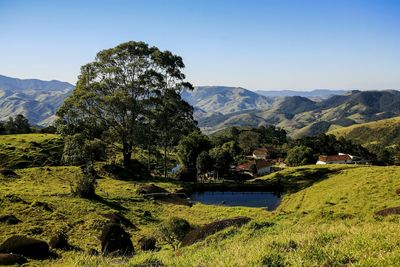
57,41,194,168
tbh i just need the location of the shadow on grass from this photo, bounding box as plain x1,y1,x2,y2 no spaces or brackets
255,167,343,193
90,195,128,211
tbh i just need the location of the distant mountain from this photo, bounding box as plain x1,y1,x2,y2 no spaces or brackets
0,75,74,125
190,88,400,137
255,89,348,99
182,86,274,116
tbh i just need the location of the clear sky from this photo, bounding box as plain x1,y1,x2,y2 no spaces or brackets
0,0,399,90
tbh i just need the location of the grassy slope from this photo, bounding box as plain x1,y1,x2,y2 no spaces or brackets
0,133,63,168
327,116,400,148
1,164,400,266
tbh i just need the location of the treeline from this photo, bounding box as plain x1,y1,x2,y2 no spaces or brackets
0,114,57,135
175,125,288,181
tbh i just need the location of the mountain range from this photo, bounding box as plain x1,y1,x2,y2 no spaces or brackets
182,86,400,137
0,75,74,125
1,74,400,138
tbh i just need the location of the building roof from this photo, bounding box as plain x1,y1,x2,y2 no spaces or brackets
237,159,272,171
318,154,352,162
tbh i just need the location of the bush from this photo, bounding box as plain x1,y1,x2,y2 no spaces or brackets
285,145,315,166
62,134,106,166
157,217,191,249
71,163,97,199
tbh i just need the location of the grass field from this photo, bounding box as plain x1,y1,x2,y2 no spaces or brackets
2,162,400,266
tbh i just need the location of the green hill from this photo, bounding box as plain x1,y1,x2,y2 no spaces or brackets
328,116,400,149
2,162,400,266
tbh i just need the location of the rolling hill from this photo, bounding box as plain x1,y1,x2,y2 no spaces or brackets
327,116,400,149
0,75,74,126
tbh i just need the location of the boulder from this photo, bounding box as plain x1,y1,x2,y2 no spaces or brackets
0,253,27,265
0,236,50,259
137,236,156,251
181,216,251,246
100,224,134,257
0,215,21,225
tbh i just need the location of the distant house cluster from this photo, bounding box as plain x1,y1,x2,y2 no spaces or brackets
316,153,368,165
235,147,282,177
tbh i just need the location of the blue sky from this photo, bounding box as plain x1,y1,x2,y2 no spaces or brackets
0,0,399,90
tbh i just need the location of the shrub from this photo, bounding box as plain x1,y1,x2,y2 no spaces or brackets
157,217,191,249
71,163,97,199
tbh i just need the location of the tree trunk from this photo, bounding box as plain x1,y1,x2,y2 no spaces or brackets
123,142,132,168
163,145,167,179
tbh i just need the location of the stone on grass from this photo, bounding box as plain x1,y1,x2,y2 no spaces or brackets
0,236,50,259
100,224,134,257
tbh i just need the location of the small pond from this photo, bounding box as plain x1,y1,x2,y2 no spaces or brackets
190,191,282,211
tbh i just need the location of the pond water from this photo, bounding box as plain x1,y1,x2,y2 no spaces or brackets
190,191,282,211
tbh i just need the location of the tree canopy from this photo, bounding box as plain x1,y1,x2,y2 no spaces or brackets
57,41,196,168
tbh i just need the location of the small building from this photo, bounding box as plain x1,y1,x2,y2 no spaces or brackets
237,159,272,176
316,154,352,165
252,147,270,159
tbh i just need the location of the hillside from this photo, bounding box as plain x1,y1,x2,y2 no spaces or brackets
255,89,348,99
328,116,400,148
2,163,400,266
0,75,74,125
195,90,400,137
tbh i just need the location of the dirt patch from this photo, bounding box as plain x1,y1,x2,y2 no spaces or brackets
31,201,53,212
0,169,19,178
181,216,251,246
375,206,400,216
136,184,169,195
3,194,28,204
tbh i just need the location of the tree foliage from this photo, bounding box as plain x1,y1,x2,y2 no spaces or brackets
285,145,315,166
57,41,195,168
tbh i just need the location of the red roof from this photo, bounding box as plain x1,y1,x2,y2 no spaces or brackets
237,159,272,171
318,154,351,162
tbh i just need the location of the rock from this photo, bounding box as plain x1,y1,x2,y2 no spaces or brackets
100,224,134,257
0,215,21,225
49,232,69,250
0,253,27,265
101,213,136,229
0,236,50,259
375,206,400,216
138,236,156,251
181,216,251,246
0,169,19,178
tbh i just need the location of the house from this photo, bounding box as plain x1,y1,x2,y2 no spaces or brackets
237,159,272,176
316,154,352,165
252,147,270,159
